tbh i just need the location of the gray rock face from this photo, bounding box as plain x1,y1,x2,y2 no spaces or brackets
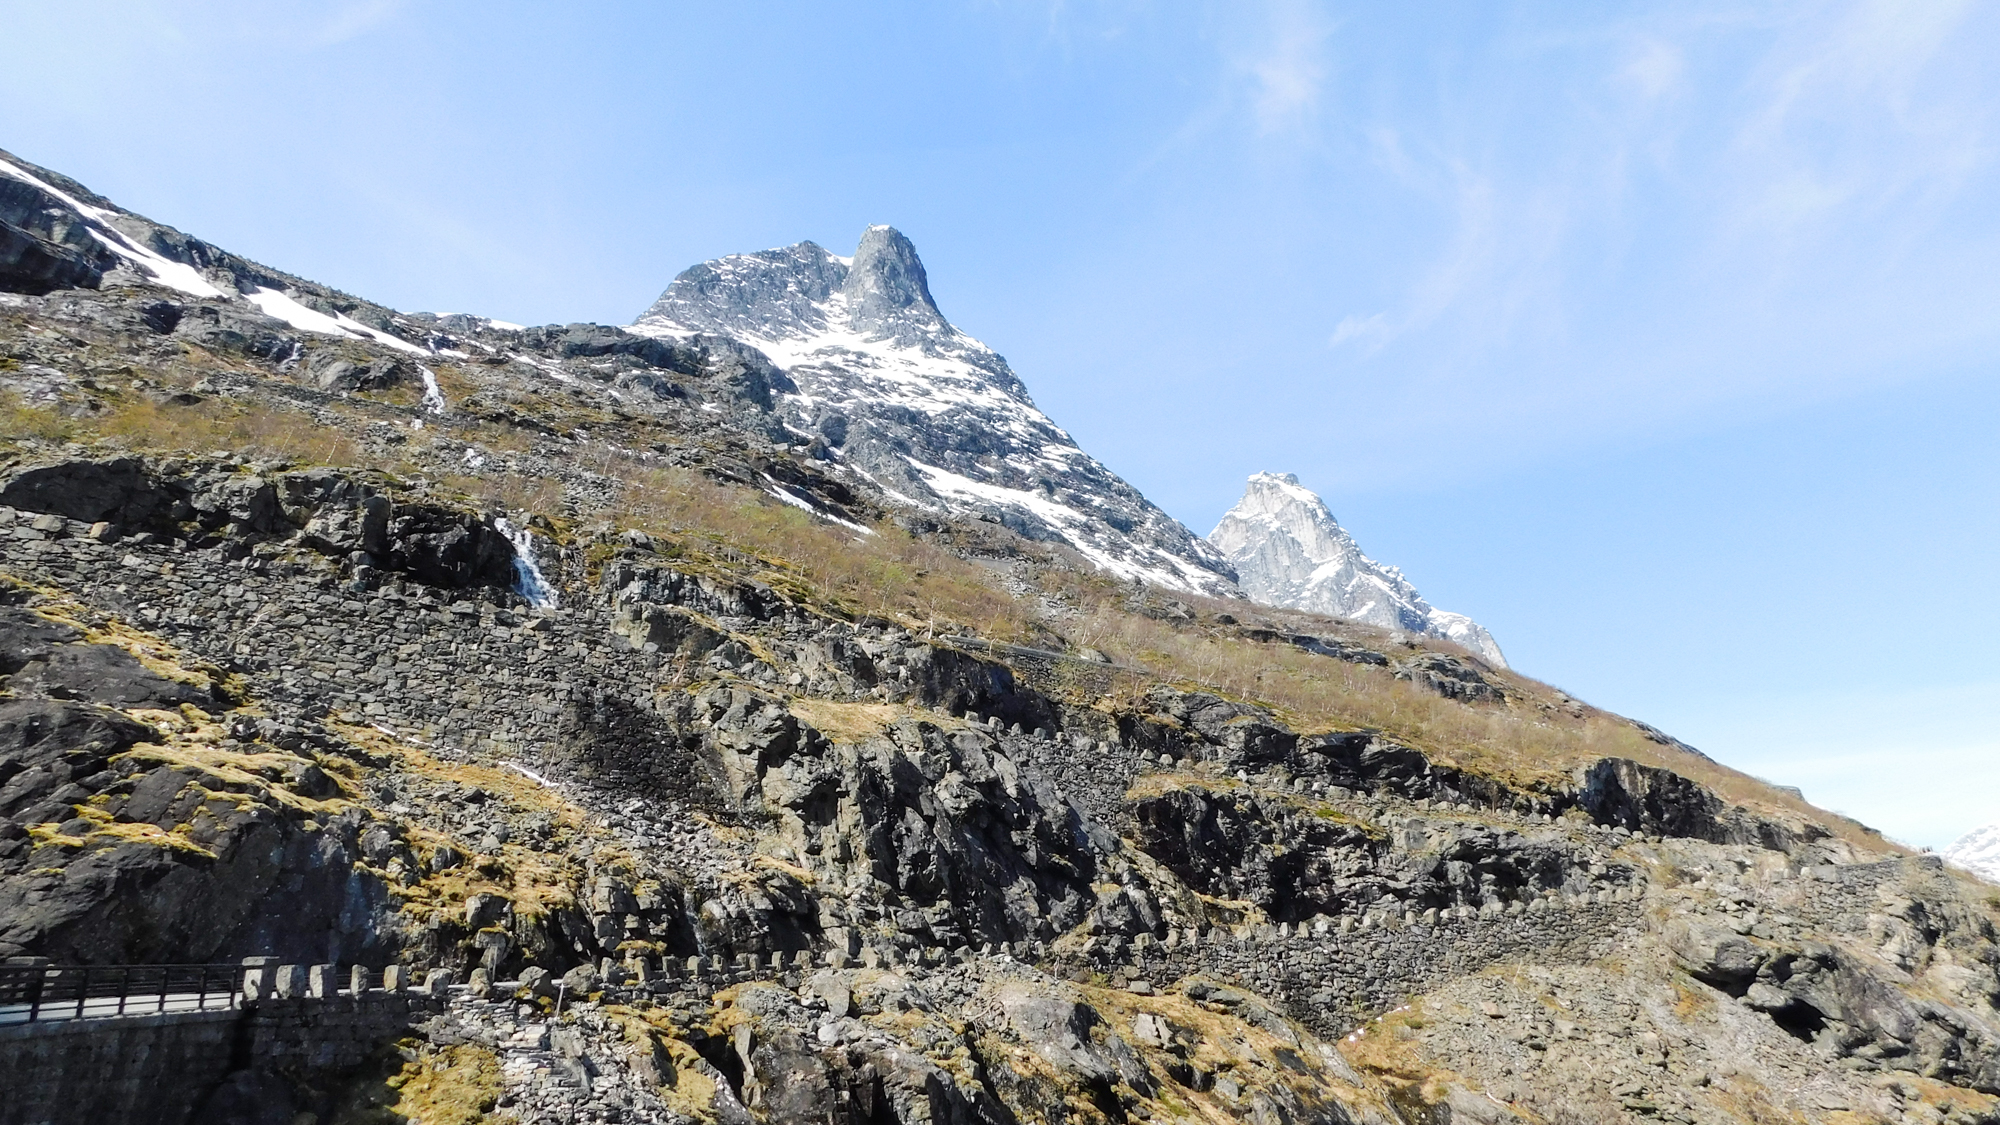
0,147,440,359
633,227,1238,595
0,169,121,295
1209,471,1505,665
1578,757,1826,851
0,456,520,594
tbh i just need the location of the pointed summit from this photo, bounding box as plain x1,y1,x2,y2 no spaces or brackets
632,228,1239,595
1210,472,1505,666
842,225,943,337
635,225,949,346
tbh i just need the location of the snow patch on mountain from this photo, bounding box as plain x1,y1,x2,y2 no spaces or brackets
244,287,428,354
631,227,1236,596
1944,824,2000,885
1209,472,1506,666
0,155,222,298
2,153,434,355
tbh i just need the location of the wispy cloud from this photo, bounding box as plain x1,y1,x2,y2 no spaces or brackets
1242,0,1334,135
1306,0,1999,428
1327,311,1388,349
1726,0,1987,237
1615,37,1684,102
312,0,405,47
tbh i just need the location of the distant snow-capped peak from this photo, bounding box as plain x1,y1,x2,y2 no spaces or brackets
1944,823,2000,885
632,227,1237,595
1209,472,1505,666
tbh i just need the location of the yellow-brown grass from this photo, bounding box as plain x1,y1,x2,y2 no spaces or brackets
786,698,954,743
1063,602,1657,787
1052,598,1887,850
91,393,364,466
608,460,1036,640
0,392,77,443
437,470,568,520
328,1041,505,1125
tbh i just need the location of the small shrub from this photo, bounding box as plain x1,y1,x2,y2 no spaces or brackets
0,392,76,444
95,395,361,466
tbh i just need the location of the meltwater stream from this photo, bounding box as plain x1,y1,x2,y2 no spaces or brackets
495,517,558,608
417,364,447,414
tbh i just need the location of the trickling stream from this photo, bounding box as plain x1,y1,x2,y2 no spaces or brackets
495,517,558,608
417,364,447,414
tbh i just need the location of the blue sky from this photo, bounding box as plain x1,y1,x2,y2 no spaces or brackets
7,0,1999,847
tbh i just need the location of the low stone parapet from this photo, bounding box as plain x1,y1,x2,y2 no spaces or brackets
0,963,442,1125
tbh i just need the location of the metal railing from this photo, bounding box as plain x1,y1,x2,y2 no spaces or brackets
0,962,243,1025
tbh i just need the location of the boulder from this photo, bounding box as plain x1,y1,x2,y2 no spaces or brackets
7,643,211,709
559,964,602,996
308,354,414,393
0,607,81,672
1580,758,1826,851
1665,917,1766,990
518,965,555,998
1394,652,1506,704
1579,759,1725,840
996,984,1118,1086
0,699,156,790
0,457,170,528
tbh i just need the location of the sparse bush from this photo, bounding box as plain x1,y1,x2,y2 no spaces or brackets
95,394,362,466
0,392,77,444
440,471,568,521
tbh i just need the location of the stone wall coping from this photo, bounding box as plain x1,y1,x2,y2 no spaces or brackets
0,1007,240,1040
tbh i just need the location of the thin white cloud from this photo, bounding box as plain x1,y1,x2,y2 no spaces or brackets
1327,311,1389,349
1244,0,1334,135
313,0,405,47
1307,0,1999,432
1724,0,1987,236
1616,37,1684,102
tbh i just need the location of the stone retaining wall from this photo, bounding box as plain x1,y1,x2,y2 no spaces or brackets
0,891,1648,1125
1139,897,1646,1038
0,985,436,1125
3,522,595,758
589,890,1649,1042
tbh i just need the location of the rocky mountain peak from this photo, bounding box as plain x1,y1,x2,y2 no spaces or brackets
841,224,944,338
1210,471,1506,666
637,239,848,341
634,227,1239,596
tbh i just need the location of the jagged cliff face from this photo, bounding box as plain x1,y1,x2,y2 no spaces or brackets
632,227,1239,595
1210,472,1506,666
4,148,2000,1125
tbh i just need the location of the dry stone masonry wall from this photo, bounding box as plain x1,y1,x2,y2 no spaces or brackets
0,975,438,1125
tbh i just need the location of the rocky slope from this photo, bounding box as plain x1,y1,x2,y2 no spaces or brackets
1210,472,1506,666
1,147,1997,1125
632,227,1237,596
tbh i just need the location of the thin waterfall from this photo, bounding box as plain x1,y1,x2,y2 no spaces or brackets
495,517,558,608
417,365,447,414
